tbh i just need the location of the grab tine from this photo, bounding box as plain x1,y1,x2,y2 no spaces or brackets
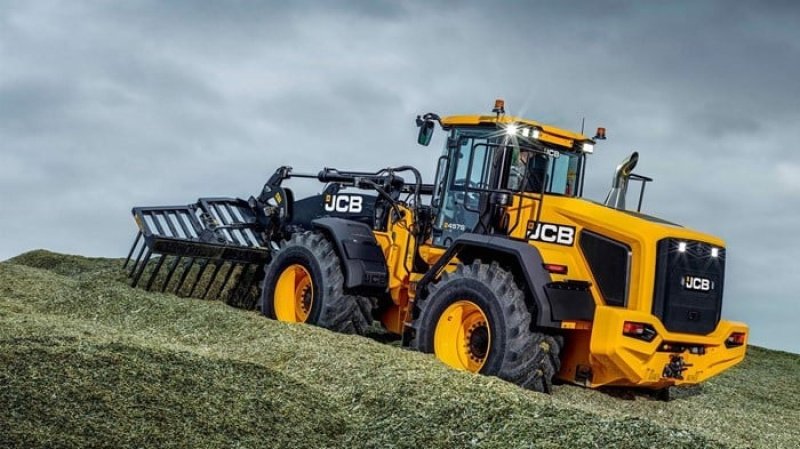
129,243,147,277
130,249,152,288
175,258,196,296
145,255,166,291
189,260,210,298
203,262,223,299
245,264,263,296
219,263,238,298
162,256,182,293
123,232,142,268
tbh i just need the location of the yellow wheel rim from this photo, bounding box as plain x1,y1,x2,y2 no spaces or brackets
274,264,314,322
433,300,491,372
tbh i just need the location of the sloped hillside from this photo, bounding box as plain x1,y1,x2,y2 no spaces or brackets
1,251,798,449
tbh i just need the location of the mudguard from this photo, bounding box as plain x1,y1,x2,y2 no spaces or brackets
311,217,389,292
416,233,565,329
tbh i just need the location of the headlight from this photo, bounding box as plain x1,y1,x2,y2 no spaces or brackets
582,143,594,153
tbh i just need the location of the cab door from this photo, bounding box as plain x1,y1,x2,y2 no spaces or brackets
431,131,496,247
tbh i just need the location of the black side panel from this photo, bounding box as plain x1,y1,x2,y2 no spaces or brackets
579,231,630,307
417,233,559,329
312,217,388,291
653,239,725,335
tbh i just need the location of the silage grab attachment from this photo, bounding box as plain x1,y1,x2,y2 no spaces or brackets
123,165,400,303
123,166,295,304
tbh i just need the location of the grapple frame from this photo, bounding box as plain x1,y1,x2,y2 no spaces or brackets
124,166,415,302
124,197,271,299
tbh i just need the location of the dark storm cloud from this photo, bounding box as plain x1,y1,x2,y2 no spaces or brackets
1,0,797,351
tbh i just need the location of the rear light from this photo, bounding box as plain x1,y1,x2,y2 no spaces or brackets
725,332,746,348
543,263,568,275
622,321,657,342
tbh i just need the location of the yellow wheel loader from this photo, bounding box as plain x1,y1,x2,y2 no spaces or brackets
126,100,748,393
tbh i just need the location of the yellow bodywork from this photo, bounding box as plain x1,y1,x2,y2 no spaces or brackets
369,114,747,389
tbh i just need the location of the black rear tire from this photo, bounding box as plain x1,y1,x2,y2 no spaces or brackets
410,261,562,393
260,231,372,334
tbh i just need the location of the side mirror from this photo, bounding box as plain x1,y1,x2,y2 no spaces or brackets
417,119,435,146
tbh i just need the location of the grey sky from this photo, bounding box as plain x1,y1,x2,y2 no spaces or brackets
1,1,798,352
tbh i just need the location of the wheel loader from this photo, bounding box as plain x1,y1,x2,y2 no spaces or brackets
125,99,748,393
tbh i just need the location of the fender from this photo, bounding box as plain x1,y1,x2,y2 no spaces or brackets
311,217,389,292
417,233,564,329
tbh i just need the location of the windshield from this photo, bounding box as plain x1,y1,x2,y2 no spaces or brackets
508,148,582,196
434,127,584,198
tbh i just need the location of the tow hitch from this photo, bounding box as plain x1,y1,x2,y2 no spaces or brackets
662,354,693,380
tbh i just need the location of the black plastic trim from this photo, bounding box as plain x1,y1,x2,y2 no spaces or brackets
579,231,630,307
545,281,596,321
417,233,561,329
312,217,389,291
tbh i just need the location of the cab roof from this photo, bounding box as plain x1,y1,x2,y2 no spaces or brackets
441,114,592,150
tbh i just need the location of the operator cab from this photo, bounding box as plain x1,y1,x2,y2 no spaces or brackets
419,109,594,247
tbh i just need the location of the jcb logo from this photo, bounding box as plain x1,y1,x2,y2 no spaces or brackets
324,195,363,213
683,275,714,292
527,221,576,246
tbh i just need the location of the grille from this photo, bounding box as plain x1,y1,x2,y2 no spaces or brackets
579,231,630,307
652,238,725,335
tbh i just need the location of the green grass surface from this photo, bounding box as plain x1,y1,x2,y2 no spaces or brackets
1,250,798,448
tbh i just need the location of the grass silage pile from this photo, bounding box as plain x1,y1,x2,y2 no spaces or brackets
1,250,798,449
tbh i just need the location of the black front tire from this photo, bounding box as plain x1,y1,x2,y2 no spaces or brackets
260,231,372,334
410,261,563,393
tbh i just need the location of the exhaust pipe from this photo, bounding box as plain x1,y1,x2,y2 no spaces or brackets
604,152,639,210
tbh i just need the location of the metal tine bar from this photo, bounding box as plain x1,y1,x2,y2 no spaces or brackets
227,226,245,246
123,232,142,268
129,242,147,276
163,212,179,237
218,263,238,299
237,230,250,248
162,256,183,293
202,262,224,299
231,230,245,247
214,205,241,245
189,260,210,297
149,211,166,236
187,208,206,235
244,229,258,247
175,212,194,239
213,204,228,224
130,249,152,288
224,204,241,224
174,258,196,296
229,205,245,223
212,204,242,246
145,255,166,291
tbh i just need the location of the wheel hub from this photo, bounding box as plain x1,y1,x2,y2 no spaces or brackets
466,321,489,362
299,283,313,315
433,300,492,373
274,264,314,322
